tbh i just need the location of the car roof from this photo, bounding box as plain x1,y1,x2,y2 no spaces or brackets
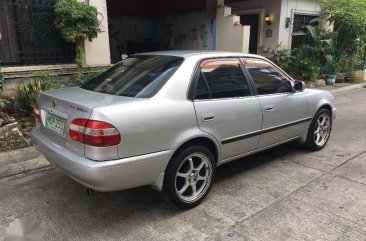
135,50,266,59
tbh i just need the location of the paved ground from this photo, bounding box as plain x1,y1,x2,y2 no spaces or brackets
0,88,366,241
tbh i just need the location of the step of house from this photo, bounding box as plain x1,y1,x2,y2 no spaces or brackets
0,147,51,179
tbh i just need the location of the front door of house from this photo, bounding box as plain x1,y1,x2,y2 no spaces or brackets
240,14,259,54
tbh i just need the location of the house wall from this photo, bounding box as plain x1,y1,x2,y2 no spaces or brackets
228,0,282,53
84,0,111,66
108,11,213,63
159,11,214,51
228,0,322,52
216,5,250,53
279,0,321,49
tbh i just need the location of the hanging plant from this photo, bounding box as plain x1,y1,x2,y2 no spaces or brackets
54,0,100,80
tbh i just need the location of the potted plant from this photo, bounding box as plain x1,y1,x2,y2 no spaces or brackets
324,55,340,85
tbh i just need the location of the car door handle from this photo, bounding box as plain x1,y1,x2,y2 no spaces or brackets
202,113,215,121
264,105,275,112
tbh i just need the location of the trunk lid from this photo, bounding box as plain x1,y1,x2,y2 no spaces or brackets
38,87,136,158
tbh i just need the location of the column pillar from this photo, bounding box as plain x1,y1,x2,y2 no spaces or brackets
84,0,111,66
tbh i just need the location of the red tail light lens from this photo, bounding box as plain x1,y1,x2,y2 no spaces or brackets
69,119,121,147
34,103,41,123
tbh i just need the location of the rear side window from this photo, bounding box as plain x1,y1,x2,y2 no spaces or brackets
242,58,293,95
82,55,184,98
195,59,250,99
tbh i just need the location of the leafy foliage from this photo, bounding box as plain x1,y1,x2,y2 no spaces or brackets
55,0,100,78
320,0,366,79
0,71,4,90
289,24,337,81
0,94,10,110
18,71,65,114
37,71,66,90
79,70,102,86
272,44,294,72
293,24,335,62
320,0,366,41
298,57,321,82
19,80,43,114
323,54,346,74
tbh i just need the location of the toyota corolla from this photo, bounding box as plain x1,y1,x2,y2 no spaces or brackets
31,51,336,209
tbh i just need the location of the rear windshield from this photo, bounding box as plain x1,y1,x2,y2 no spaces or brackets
82,55,184,98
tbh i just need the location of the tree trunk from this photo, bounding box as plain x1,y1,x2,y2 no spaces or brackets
75,38,85,81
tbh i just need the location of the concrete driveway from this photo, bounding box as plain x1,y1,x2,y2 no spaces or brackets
0,88,365,241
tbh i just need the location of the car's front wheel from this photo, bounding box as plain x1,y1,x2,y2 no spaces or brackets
163,146,215,209
306,108,332,151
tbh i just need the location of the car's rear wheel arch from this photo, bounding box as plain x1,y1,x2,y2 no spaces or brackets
162,138,218,208
171,137,219,166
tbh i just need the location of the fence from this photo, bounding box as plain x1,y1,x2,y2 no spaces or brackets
0,0,75,66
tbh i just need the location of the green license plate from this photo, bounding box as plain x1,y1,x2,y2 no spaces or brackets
46,114,66,136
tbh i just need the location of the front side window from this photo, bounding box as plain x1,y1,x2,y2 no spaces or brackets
82,55,184,98
195,59,250,99
242,58,293,95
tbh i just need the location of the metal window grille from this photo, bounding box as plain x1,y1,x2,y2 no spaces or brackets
0,0,75,66
291,14,318,50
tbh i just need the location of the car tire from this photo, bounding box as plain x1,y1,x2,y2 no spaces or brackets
163,145,216,209
306,108,332,151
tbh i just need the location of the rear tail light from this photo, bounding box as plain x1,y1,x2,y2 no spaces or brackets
34,103,41,124
69,119,121,147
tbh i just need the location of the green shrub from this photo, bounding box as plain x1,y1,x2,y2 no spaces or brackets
37,71,65,89
0,71,4,89
0,95,10,110
18,71,65,114
298,57,321,82
55,0,100,79
323,54,346,75
79,70,102,86
343,58,359,82
19,80,44,114
320,0,366,77
0,93,13,122
272,44,294,72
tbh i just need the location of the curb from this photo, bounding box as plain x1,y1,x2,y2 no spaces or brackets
330,83,366,93
0,147,51,180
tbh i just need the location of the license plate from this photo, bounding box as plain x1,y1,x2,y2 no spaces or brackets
46,114,66,136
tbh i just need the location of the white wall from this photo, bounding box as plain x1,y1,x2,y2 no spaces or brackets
216,6,250,53
228,0,322,52
279,0,321,49
159,12,213,51
229,0,282,52
84,0,111,66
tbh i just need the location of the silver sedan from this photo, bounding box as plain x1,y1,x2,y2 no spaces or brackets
31,51,336,209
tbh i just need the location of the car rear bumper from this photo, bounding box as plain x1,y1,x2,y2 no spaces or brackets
31,128,172,192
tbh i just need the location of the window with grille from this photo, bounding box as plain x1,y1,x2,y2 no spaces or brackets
291,14,318,50
0,0,75,66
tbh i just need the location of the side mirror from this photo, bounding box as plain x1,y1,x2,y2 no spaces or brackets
294,81,305,92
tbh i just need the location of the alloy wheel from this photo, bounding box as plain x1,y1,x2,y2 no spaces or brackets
314,113,331,147
175,153,212,203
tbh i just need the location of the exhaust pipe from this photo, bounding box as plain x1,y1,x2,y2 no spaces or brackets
86,188,96,196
